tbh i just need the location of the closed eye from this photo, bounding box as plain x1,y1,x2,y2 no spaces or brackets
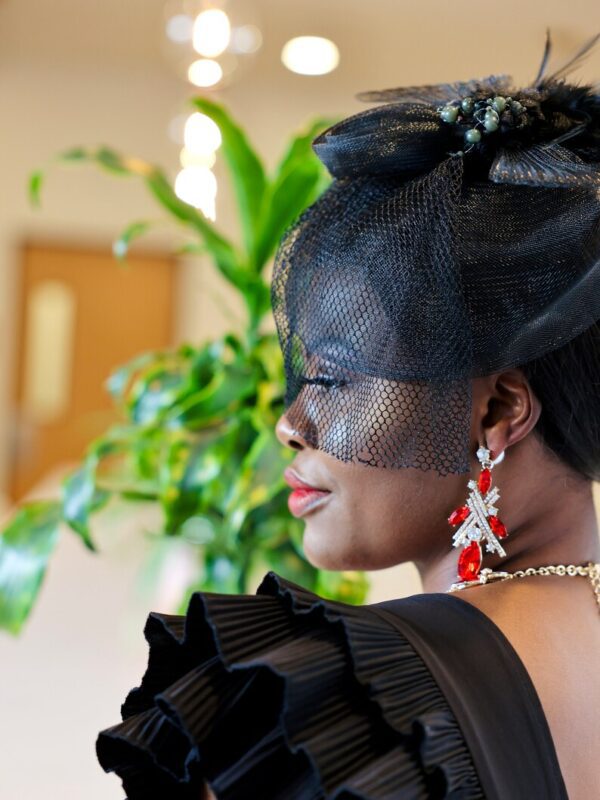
299,375,348,390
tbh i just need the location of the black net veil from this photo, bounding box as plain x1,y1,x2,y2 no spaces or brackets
271,32,600,476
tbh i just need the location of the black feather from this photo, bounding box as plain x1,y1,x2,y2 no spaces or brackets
356,75,513,105
532,27,552,86
538,31,600,85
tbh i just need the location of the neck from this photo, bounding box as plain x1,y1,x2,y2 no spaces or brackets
415,476,600,594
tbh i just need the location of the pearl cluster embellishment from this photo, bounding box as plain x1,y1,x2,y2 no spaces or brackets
437,94,529,153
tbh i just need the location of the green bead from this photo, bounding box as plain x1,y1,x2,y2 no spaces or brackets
440,105,459,123
485,109,499,123
492,96,506,113
465,128,481,143
483,117,499,132
461,97,474,113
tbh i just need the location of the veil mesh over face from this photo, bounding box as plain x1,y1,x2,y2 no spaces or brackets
271,43,600,475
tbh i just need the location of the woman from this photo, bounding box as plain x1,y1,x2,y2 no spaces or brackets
97,32,600,799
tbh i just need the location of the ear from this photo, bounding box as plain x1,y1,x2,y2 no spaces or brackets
471,370,542,460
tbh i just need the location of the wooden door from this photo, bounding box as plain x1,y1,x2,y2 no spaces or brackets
10,243,175,500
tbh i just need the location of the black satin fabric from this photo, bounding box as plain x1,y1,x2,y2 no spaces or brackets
96,571,568,799
371,593,569,799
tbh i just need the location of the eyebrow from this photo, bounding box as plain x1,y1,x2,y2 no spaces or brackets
305,336,356,363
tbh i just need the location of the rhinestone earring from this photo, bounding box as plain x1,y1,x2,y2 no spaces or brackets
447,444,508,582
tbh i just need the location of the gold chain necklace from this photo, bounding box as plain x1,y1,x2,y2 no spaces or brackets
447,561,600,611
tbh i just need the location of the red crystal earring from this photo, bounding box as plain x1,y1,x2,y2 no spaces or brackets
447,444,508,582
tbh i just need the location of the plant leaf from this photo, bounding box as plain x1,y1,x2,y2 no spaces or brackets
315,569,370,604
61,147,88,162
176,242,209,256
105,351,159,404
158,435,224,535
167,362,257,430
252,117,334,270
95,146,134,175
192,413,257,517
28,171,44,207
143,168,245,288
22,110,371,612
222,428,288,541
29,147,245,293
113,220,152,261
0,501,62,635
253,163,323,269
127,360,191,425
192,97,267,265
62,466,110,549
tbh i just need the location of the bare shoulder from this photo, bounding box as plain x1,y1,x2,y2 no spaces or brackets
448,576,600,670
450,578,600,800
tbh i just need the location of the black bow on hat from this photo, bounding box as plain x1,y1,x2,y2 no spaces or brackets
313,29,600,189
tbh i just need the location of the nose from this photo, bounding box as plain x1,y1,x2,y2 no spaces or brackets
275,412,310,452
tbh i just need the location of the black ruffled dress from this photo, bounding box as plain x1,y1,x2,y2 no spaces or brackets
96,571,569,799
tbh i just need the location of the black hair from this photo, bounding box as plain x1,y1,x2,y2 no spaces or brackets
519,320,600,482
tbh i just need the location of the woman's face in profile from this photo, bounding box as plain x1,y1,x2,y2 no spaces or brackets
273,259,491,571
274,376,484,573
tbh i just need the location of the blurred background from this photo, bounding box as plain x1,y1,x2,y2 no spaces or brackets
0,1,599,797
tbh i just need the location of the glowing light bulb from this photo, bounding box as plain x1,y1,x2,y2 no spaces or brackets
180,148,216,169
174,166,217,220
281,36,340,76
192,9,231,58
183,112,222,155
188,58,223,87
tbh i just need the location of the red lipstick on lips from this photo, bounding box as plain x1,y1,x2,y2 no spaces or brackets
283,467,331,518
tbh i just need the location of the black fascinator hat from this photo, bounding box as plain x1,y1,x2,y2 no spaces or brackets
271,30,600,475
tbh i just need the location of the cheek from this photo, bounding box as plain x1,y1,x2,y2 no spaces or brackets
301,498,375,570
301,469,460,571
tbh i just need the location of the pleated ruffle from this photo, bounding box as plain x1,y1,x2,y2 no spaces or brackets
96,571,484,799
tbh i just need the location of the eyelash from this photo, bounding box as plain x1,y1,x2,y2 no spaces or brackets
300,375,348,390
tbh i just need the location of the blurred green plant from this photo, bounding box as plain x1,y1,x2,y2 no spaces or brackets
0,98,370,635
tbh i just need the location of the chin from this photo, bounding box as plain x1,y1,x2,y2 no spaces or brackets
302,524,369,571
